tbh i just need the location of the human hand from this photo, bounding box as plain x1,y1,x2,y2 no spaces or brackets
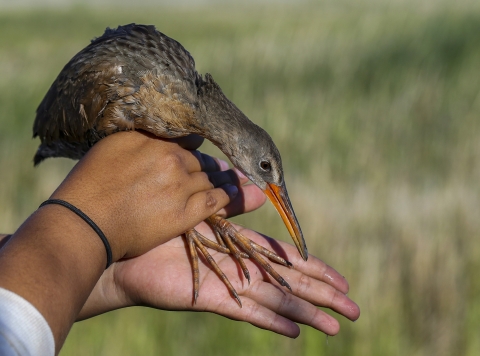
79,192,359,337
0,131,246,351
49,131,239,261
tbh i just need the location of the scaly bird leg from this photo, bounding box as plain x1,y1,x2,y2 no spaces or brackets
185,215,293,306
185,230,200,303
184,229,242,306
207,221,252,285
206,215,293,291
248,239,293,268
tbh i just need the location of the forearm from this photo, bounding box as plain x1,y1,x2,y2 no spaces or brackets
0,205,106,353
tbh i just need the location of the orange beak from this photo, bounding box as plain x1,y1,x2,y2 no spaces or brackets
264,183,308,261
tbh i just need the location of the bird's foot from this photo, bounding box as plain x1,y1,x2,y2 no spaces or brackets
185,214,293,307
206,215,293,291
184,228,243,306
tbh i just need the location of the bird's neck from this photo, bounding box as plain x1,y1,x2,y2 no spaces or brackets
196,76,255,162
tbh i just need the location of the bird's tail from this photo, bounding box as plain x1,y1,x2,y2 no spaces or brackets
33,141,86,166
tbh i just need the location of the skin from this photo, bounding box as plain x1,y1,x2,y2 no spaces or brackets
79,220,360,337
0,131,238,353
0,130,360,354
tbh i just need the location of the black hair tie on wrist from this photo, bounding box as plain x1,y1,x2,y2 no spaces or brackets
39,199,112,269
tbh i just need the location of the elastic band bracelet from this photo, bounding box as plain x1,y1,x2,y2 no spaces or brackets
39,199,112,269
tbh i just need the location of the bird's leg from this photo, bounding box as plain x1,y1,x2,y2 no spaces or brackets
184,229,242,306
184,230,200,303
184,215,293,306
213,227,252,285
212,228,227,248
206,215,293,291
195,232,230,254
247,239,293,267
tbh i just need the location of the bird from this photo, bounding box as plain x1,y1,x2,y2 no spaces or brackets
33,24,308,306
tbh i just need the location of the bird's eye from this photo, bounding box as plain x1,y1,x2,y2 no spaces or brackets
260,160,271,172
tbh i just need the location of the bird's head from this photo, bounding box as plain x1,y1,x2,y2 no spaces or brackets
232,125,308,261
198,73,308,261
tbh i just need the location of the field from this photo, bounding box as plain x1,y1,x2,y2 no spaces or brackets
1,0,480,355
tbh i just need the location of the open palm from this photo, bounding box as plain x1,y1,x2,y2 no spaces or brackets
81,221,359,337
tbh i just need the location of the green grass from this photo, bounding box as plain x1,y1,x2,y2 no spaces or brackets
1,1,480,355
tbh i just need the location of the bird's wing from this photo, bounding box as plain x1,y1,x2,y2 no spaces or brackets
33,24,200,162
33,41,141,148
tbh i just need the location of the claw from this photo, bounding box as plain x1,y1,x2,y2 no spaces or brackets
187,229,242,307
184,214,293,307
248,239,292,268
206,217,251,284
208,215,292,292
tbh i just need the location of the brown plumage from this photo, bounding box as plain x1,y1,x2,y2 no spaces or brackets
33,24,307,305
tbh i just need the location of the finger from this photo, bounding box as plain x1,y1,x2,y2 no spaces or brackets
176,134,204,150
238,227,350,294
232,228,359,321
215,184,267,218
207,169,239,188
233,168,250,185
184,184,238,224
284,251,350,295
186,172,215,193
284,268,359,321
245,281,341,335
190,151,221,172
188,151,230,173
209,295,300,338
187,150,236,176
215,158,230,171
187,170,239,193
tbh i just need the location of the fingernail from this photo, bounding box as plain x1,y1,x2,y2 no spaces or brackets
223,184,238,199
234,168,247,180
218,159,229,171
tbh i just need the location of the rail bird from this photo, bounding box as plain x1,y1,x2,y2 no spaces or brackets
33,24,307,305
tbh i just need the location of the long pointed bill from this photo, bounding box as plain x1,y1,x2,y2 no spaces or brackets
264,183,308,261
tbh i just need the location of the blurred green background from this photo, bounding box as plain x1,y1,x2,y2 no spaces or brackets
1,0,480,355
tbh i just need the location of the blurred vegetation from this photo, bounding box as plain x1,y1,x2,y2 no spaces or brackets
1,1,480,355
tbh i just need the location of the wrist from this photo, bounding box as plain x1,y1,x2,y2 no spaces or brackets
39,200,113,268
37,203,110,268
48,192,128,262
0,204,107,350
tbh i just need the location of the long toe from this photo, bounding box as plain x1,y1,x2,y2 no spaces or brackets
185,215,294,307
207,215,293,291
185,227,242,306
